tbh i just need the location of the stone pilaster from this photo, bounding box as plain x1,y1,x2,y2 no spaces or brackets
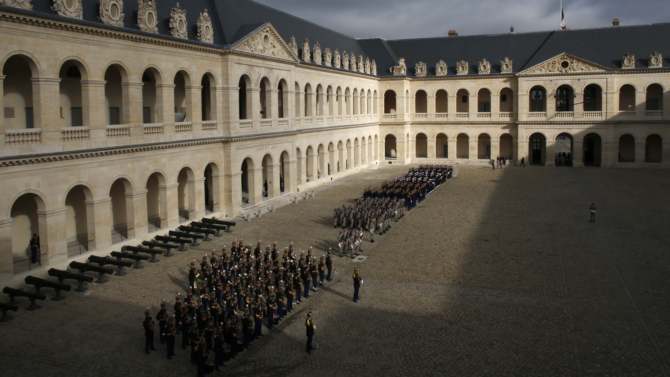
33,77,61,143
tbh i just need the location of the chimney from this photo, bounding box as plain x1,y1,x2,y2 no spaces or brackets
612,17,620,27
448,29,458,37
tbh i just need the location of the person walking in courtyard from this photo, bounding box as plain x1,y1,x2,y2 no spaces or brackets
143,309,156,354
29,233,40,265
326,250,333,281
305,312,316,354
353,267,363,303
589,203,597,223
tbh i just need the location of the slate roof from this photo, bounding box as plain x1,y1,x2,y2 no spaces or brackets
3,0,669,76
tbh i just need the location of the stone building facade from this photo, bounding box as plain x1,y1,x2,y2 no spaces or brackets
0,0,668,285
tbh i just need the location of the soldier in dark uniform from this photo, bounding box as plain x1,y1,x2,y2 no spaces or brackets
143,309,156,354
325,251,333,281
29,233,40,265
166,316,176,359
352,268,362,303
157,301,168,344
214,327,225,371
305,312,316,354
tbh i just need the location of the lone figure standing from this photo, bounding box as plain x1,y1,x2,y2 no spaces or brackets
305,312,316,353
353,268,363,303
589,203,597,223
29,233,40,265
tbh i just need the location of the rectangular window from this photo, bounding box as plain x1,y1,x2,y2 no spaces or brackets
25,107,34,129
71,107,83,127
109,107,120,125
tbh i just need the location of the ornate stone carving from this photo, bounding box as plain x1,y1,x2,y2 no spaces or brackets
169,3,188,40
357,55,365,73
324,48,332,67
456,60,469,75
100,0,124,27
649,51,663,69
622,53,636,69
415,61,427,77
52,0,82,19
371,59,377,76
334,50,341,69
1,0,32,10
500,57,513,74
289,36,298,57
365,58,371,74
478,59,491,75
137,0,158,33
235,25,295,61
435,60,448,77
342,51,349,70
350,53,357,72
313,42,322,65
197,9,214,44
302,38,311,63
391,58,407,76
521,53,605,75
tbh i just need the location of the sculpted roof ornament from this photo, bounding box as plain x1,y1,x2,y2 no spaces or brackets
137,0,158,34
289,36,298,57
334,50,341,69
358,55,365,73
169,3,188,40
500,57,513,74
313,42,322,65
2,0,32,10
365,58,371,75
649,51,663,69
52,0,82,19
371,59,377,76
302,38,311,63
456,60,469,75
622,53,636,69
197,9,214,44
391,58,407,76
324,48,332,67
478,59,491,75
521,53,606,75
342,51,350,70
234,24,296,61
100,0,124,27
415,61,427,77
435,60,448,77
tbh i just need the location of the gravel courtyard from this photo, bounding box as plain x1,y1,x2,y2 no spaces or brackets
2,165,670,377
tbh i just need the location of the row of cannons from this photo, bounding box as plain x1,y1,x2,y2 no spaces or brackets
0,218,236,321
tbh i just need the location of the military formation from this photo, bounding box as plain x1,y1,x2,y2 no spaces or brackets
333,165,453,255
142,240,333,376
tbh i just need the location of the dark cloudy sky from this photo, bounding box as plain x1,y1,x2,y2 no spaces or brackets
254,0,670,39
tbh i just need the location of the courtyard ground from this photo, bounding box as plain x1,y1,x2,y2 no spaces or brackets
1,165,670,377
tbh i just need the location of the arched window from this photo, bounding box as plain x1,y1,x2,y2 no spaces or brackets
584,84,602,112
59,60,86,127
294,82,301,118
645,135,663,163
457,89,469,113
2,55,37,129
415,133,427,158
173,70,189,122
304,84,313,116
104,64,127,125
555,85,574,112
436,90,448,113
619,85,636,112
477,89,491,113
142,68,162,124
529,86,547,112
618,134,636,162
201,74,216,121
500,88,514,113
316,85,324,116
415,90,427,113
646,84,663,111
259,77,271,119
277,79,287,118
384,90,397,114
239,75,251,120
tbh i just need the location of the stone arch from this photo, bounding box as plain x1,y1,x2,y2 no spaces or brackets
457,89,469,113
64,185,94,256
204,163,219,212
415,90,428,113
619,84,636,112
277,79,288,119
436,89,448,113
146,172,167,231
104,64,129,125
354,138,360,167
555,84,575,112
384,90,397,114
353,88,359,115
499,134,513,160
316,84,325,116
280,151,291,193
346,139,352,168
373,90,378,114
326,85,334,116
583,84,603,112
385,134,397,159
2,54,39,129
367,89,372,114
374,134,379,160
317,144,326,177
529,85,547,112
262,154,274,198
337,141,344,172
336,87,343,115
436,133,448,158
294,82,301,119
295,148,303,185
241,157,254,205
304,83,313,116
239,74,252,120
646,84,664,111
173,70,191,122
59,59,88,128
360,89,366,115
259,76,272,119
415,133,428,158
345,88,351,115
109,178,134,243
10,192,46,272
477,88,491,113
618,134,636,162
555,133,574,167
201,73,216,121
528,133,547,166
328,142,336,175
645,134,663,163
306,146,316,181
583,133,602,167
142,67,163,123
457,133,469,159
477,133,491,159
177,167,196,220
500,88,514,112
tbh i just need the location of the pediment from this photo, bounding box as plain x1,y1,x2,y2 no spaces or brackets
520,53,608,75
231,23,298,62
